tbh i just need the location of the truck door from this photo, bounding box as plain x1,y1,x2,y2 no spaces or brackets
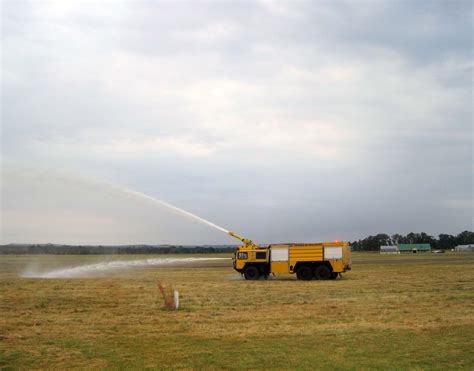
270,247,289,274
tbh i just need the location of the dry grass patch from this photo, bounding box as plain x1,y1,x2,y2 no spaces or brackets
0,253,473,369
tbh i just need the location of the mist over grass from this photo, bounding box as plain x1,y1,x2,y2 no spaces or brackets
22,256,231,279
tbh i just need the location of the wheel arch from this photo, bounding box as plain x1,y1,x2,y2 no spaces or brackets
242,262,269,274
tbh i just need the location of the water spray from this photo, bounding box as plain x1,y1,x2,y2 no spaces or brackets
109,185,256,247
23,257,230,279
112,186,230,234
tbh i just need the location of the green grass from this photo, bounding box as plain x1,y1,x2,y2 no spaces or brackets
0,253,473,369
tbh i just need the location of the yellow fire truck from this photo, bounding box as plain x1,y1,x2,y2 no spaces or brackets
229,232,351,280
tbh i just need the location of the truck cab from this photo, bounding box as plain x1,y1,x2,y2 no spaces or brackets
233,245,270,279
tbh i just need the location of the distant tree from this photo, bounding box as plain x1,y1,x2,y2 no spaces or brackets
391,234,403,245
419,232,436,245
402,232,432,244
405,232,423,244
350,240,362,251
456,231,474,245
352,234,390,251
438,234,455,249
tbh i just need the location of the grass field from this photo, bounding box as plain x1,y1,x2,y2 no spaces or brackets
1,252,473,369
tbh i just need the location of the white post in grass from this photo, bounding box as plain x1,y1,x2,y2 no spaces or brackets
174,290,179,310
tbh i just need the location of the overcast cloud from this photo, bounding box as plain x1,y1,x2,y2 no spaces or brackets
1,1,472,244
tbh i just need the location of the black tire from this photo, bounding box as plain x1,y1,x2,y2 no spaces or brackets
314,265,332,280
243,266,260,280
296,265,313,281
330,272,339,280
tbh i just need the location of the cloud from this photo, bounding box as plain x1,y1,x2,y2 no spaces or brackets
178,21,244,44
1,1,472,244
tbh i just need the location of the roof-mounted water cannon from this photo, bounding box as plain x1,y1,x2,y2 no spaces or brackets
228,231,259,248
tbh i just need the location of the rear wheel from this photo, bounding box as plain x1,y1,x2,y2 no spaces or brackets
243,266,260,280
314,265,332,280
296,265,313,280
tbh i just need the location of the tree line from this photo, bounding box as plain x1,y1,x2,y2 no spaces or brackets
350,230,474,251
0,244,235,255
1,230,472,254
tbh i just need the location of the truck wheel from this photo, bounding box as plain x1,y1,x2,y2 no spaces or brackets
314,265,331,280
243,266,260,280
330,272,339,280
296,265,313,281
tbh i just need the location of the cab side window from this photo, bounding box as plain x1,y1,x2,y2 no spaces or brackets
238,252,248,259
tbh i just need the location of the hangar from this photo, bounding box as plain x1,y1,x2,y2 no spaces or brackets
454,244,474,252
398,243,431,253
380,245,399,254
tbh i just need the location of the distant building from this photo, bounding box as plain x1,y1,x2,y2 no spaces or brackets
380,245,399,254
454,244,474,252
398,243,431,253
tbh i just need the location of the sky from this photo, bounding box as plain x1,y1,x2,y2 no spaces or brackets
1,0,473,245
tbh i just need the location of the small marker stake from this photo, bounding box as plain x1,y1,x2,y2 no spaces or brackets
174,290,179,310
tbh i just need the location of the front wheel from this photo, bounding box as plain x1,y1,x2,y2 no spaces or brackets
243,266,260,280
296,265,313,280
